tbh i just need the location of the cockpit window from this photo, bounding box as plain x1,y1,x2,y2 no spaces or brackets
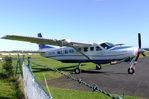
100,42,114,49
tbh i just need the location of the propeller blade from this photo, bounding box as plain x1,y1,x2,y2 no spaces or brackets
135,33,145,61
138,33,141,49
142,52,146,57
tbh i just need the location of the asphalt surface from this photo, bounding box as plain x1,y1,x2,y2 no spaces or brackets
46,57,149,98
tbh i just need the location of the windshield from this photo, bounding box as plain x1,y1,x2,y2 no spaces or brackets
100,42,114,49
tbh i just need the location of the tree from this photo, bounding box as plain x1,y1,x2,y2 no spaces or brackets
2,56,13,77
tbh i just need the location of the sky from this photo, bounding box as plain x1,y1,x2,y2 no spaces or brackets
0,0,149,51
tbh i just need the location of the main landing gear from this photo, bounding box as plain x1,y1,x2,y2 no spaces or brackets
74,63,102,74
74,63,81,74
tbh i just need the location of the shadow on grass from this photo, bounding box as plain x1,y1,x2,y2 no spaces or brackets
32,64,86,73
31,64,120,75
31,62,129,75
0,96,12,99
26,63,129,75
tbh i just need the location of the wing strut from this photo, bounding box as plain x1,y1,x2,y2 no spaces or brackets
59,40,92,61
70,45,92,61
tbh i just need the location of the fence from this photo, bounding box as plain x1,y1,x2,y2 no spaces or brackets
22,62,52,99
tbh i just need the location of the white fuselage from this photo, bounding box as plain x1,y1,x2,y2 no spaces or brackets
39,43,138,64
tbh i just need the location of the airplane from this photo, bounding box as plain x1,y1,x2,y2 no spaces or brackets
1,33,146,74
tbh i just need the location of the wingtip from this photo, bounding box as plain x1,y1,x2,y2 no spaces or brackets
1,34,15,39
1,35,9,39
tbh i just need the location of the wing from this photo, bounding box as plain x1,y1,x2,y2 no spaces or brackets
1,35,92,47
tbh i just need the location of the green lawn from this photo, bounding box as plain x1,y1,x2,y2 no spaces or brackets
0,79,17,99
49,87,111,99
140,51,149,58
44,87,140,99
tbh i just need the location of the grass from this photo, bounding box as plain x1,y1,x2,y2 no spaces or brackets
140,51,149,58
0,79,17,99
49,87,111,99
47,87,141,99
1,52,149,99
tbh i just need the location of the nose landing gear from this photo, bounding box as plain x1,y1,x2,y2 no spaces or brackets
128,59,137,74
128,67,135,74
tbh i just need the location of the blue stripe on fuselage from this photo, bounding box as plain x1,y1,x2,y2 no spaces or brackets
58,59,122,64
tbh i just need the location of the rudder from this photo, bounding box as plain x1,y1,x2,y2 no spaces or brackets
37,33,53,49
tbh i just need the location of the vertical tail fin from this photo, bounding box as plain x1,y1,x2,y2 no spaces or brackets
38,33,42,38
37,33,53,49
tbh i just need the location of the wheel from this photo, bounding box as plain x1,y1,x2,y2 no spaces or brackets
96,64,102,70
74,68,81,74
128,68,135,74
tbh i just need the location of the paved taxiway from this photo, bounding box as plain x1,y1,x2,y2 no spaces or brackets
46,57,149,98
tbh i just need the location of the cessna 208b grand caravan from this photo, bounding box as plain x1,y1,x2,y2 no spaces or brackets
1,33,146,74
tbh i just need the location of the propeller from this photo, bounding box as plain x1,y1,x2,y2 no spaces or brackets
135,33,146,61
142,52,146,57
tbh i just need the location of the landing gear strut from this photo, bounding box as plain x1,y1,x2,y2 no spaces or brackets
96,64,102,70
74,63,81,74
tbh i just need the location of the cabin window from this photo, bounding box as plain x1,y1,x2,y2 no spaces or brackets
84,47,88,52
52,52,55,54
90,47,94,51
48,52,55,55
96,46,101,51
48,52,51,55
57,50,62,54
65,50,68,54
69,49,74,53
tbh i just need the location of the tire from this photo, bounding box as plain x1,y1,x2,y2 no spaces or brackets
128,68,135,74
96,64,102,70
74,68,81,74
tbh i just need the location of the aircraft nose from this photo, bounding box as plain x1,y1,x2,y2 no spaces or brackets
133,47,138,56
